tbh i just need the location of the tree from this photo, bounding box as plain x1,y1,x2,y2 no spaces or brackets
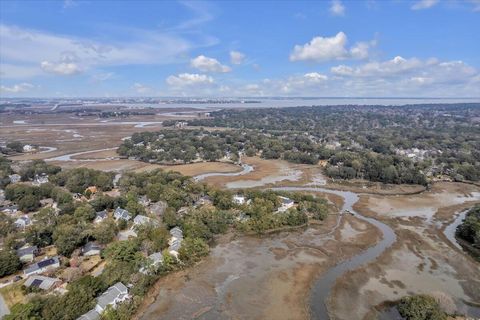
178,237,209,264
53,224,85,257
93,219,118,245
397,295,447,320
0,250,21,277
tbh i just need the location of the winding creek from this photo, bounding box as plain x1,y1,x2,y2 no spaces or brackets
271,187,397,320
193,164,254,181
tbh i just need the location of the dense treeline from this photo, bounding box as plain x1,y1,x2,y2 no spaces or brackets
118,129,427,185
168,103,480,183
456,205,480,252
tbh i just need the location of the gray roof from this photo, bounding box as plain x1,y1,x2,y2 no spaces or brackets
78,309,100,320
16,246,38,257
24,256,59,275
95,210,107,219
24,275,60,290
133,215,151,225
169,238,183,252
148,252,164,265
96,282,128,310
169,227,183,238
114,208,131,221
83,242,101,254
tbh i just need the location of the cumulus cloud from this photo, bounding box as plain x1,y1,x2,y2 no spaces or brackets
230,50,246,65
40,61,82,75
190,55,231,73
166,73,214,87
0,82,34,93
226,56,479,97
330,0,345,16
290,32,372,62
411,0,439,10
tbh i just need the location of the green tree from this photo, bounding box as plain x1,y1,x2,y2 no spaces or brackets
397,295,447,320
0,250,22,277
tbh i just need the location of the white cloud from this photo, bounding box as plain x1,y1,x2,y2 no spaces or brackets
0,23,210,79
132,83,151,94
227,56,479,97
230,51,246,65
190,55,231,73
166,73,214,87
304,72,328,81
411,0,439,10
40,61,82,75
290,32,372,62
0,82,34,93
330,0,345,16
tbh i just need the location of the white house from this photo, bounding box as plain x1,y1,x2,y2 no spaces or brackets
233,195,246,205
23,144,35,152
277,196,295,212
8,174,21,183
113,207,131,221
132,214,151,226
24,275,61,290
140,252,164,274
168,227,184,258
95,282,130,314
78,282,130,320
14,216,32,229
16,245,38,263
82,242,102,256
94,210,108,224
24,256,60,276
33,174,49,185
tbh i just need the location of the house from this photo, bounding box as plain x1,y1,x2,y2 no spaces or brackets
78,309,100,320
16,245,38,263
194,195,212,207
168,227,184,258
169,226,183,239
233,195,246,205
147,201,167,217
23,144,35,152
8,174,21,183
140,252,164,274
2,204,18,214
94,210,108,224
24,256,60,276
14,216,32,229
24,275,61,290
168,239,183,258
33,174,49,185
114,207,131,221
133,214,151,226
277,196,295,212
95,282,130,314
82,242,102,256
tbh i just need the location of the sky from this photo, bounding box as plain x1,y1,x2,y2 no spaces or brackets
0,0,479,98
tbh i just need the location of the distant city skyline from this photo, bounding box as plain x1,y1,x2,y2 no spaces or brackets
1,0,479,98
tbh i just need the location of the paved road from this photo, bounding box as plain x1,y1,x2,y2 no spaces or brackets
0,294,10,319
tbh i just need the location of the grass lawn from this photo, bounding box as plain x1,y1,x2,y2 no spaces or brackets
0,280,26,307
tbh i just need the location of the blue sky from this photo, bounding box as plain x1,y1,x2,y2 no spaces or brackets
0,0,479,97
